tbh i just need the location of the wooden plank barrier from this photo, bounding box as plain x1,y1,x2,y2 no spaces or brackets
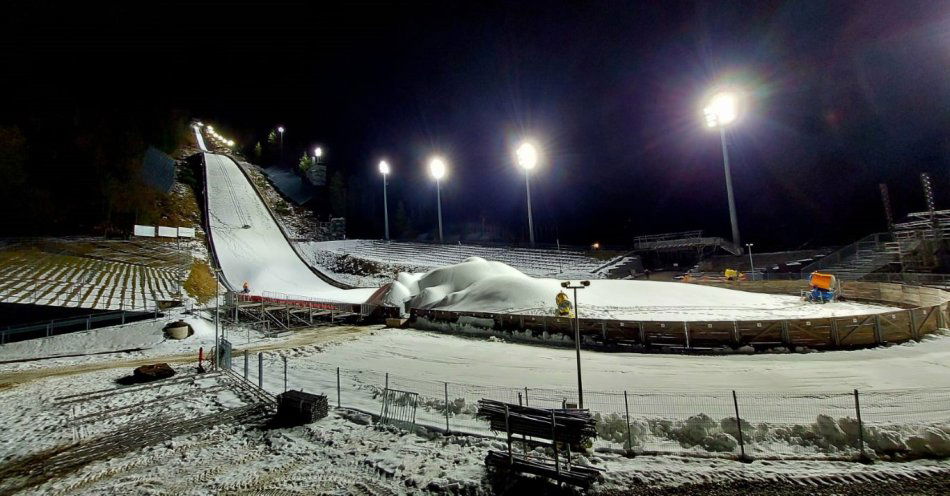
407,280,950,351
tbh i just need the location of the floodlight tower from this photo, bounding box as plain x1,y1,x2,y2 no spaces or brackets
379,160,391,240
429,157,446,242
516,142,539,247
703,91,742,249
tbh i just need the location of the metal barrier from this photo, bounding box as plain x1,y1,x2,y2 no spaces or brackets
231,354,950,462
1,309,163,344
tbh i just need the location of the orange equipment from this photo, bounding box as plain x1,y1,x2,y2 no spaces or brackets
809,272,836,291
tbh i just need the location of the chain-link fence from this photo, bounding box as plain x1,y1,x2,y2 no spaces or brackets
227,352,950,462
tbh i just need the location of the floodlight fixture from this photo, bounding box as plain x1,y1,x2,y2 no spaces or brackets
429,157,446,180
703,91,739,128
516,141,538,170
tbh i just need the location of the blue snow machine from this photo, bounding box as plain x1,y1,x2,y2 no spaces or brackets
805,272,836,303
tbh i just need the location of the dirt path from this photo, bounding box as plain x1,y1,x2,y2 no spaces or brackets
0,325,374,389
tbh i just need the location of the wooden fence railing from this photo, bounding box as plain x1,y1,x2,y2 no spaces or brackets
408,281,949,350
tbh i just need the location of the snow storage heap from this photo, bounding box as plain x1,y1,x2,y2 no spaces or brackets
383,257,550,314
383,258,901,322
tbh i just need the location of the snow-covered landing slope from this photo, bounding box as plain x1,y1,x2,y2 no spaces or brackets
384,257,894,320
204,153,376,303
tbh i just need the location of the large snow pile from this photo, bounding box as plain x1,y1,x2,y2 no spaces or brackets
383,258,893,320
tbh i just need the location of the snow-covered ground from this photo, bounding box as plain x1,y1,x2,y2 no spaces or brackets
383,257,894,320
204,152,376,303
2,315,949,493
231,326,950,461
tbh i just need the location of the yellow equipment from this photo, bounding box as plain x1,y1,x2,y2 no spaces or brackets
724,268,739,281
556,291,574,317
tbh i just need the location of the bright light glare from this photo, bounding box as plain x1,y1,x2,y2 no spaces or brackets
516,142,539,170
378,160,390,175
207,126,214,132
314,147,323,158
277,126,285,133
429,157,446,180
227,140,235,146
703,91,738,127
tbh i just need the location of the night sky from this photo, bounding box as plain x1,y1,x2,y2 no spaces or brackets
5,1,950,250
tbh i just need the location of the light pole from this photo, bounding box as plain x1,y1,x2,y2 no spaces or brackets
429,157,446,242
703,91,742,248
277,126,285,162
213,270,220,370
379,160,391,240
516,142,538,247
561,280,590,409
746,242,755,278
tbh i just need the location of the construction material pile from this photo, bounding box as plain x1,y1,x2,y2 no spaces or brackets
475,399,597,445
484,450,602,487
276,390,329,425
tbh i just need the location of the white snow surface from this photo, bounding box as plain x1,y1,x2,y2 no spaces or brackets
204,153,375,303
384,257,893,320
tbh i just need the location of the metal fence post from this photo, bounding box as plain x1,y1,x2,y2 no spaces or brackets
524,387,529,406
258,352,263,389
624,391,633,454
283,356,288,392
854,389,868,461
444,382,450,433
732,390,748,461
243,350,248,380
86,316,91,330
336,366,341,408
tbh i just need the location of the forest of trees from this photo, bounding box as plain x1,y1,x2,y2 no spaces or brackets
0,107,191,236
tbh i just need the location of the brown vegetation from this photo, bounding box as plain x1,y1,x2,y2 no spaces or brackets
183,260,217,304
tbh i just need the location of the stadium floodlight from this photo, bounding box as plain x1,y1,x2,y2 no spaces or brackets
560,280,591,409
379,160,390,240
516,141,539,246
703,91,738,128
429,157,446,180
516,142,538,170
703,89,742,247
314,147,323,158
277,126,285,133
429,157,446,242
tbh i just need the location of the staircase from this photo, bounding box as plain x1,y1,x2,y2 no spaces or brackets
800,233,915,280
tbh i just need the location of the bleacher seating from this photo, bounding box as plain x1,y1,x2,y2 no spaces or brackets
298,240,621,277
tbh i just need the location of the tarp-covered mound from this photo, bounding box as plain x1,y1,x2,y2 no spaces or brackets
383,258,894,320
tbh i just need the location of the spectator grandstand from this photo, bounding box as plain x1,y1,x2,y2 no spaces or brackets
296,239,626,280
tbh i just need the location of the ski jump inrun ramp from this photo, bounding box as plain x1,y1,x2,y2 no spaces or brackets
203,152,377,304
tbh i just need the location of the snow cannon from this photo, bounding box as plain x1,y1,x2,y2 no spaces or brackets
805,271,837,303
724,268,745,281
555,291,574,318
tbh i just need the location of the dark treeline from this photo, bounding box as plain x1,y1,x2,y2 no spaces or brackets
0,106,192,237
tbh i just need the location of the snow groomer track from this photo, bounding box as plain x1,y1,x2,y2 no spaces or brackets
412,280,950,351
